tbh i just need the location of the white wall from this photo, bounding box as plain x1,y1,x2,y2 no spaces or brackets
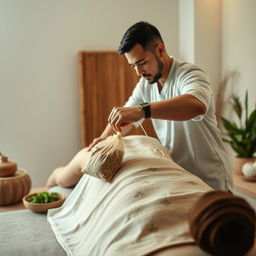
194,0,222,91
179,0,222,92
179,0,195,63
0,0,179,187
222,0,256,113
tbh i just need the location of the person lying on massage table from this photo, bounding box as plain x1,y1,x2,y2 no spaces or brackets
46,135,255,256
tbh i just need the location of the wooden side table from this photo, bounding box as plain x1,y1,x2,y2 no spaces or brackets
0,187,48,212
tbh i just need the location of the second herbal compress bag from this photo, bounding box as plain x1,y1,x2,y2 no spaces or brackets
81,132,124,182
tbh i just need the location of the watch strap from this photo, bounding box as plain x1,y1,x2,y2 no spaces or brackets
139,102,151,119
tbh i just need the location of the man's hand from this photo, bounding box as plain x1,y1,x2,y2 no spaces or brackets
108,106,144,132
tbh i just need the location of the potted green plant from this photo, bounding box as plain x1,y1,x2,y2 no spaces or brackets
221,91,256,174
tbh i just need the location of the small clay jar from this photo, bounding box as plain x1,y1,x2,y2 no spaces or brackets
0,153,17,177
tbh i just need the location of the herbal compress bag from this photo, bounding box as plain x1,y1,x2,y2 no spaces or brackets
82,133,124,182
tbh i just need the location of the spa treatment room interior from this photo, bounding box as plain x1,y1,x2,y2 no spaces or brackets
1,0,256,255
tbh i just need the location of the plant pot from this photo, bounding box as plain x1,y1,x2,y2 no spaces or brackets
233,157,256,175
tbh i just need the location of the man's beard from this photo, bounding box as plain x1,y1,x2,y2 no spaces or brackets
143,56,164,84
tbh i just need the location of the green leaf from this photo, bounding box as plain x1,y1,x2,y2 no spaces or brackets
220,117,241,134
246,109,256,134
245,90,248,121
231,94,242,120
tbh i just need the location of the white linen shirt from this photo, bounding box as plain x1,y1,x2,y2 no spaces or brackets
124,57,232,190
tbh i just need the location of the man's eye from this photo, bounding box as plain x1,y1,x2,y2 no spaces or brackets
139,61,147,66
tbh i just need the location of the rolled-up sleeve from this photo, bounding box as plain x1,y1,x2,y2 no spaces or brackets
178,67,213,121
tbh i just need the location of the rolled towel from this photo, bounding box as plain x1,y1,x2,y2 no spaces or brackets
188,190,255,256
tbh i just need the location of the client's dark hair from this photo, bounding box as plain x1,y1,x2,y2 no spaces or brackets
118,21,164,55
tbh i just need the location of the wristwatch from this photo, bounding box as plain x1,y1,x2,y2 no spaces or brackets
139,102,151,118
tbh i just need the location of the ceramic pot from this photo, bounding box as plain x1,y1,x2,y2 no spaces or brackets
0,161,17,177
0,169,31,205
233,157,256,175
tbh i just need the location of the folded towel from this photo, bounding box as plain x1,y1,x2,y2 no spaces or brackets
188,190,255,256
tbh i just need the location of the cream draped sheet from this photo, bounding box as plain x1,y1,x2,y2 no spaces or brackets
47,135,212,256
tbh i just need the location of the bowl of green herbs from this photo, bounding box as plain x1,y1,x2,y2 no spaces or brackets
23,191,65,213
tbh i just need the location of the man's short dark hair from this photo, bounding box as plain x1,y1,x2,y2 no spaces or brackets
118,21,164,55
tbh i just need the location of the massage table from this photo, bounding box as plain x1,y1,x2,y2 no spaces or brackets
1,203,256,256
1,207,254,256
1,174,256,256
1,136,256,256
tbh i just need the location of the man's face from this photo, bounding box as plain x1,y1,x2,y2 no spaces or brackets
125,44,163,84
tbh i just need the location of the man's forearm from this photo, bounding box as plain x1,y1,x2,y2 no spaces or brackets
150,94,206,121
107,94,207,133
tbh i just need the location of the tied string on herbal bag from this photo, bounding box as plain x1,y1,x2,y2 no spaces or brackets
94,132,122,156
137,120,166,158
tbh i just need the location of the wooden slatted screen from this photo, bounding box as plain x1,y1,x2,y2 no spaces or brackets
78,51,157,147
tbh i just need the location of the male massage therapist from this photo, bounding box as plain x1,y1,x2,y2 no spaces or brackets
88,21,232,191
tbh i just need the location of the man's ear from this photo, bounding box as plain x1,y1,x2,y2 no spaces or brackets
155,43,165,57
